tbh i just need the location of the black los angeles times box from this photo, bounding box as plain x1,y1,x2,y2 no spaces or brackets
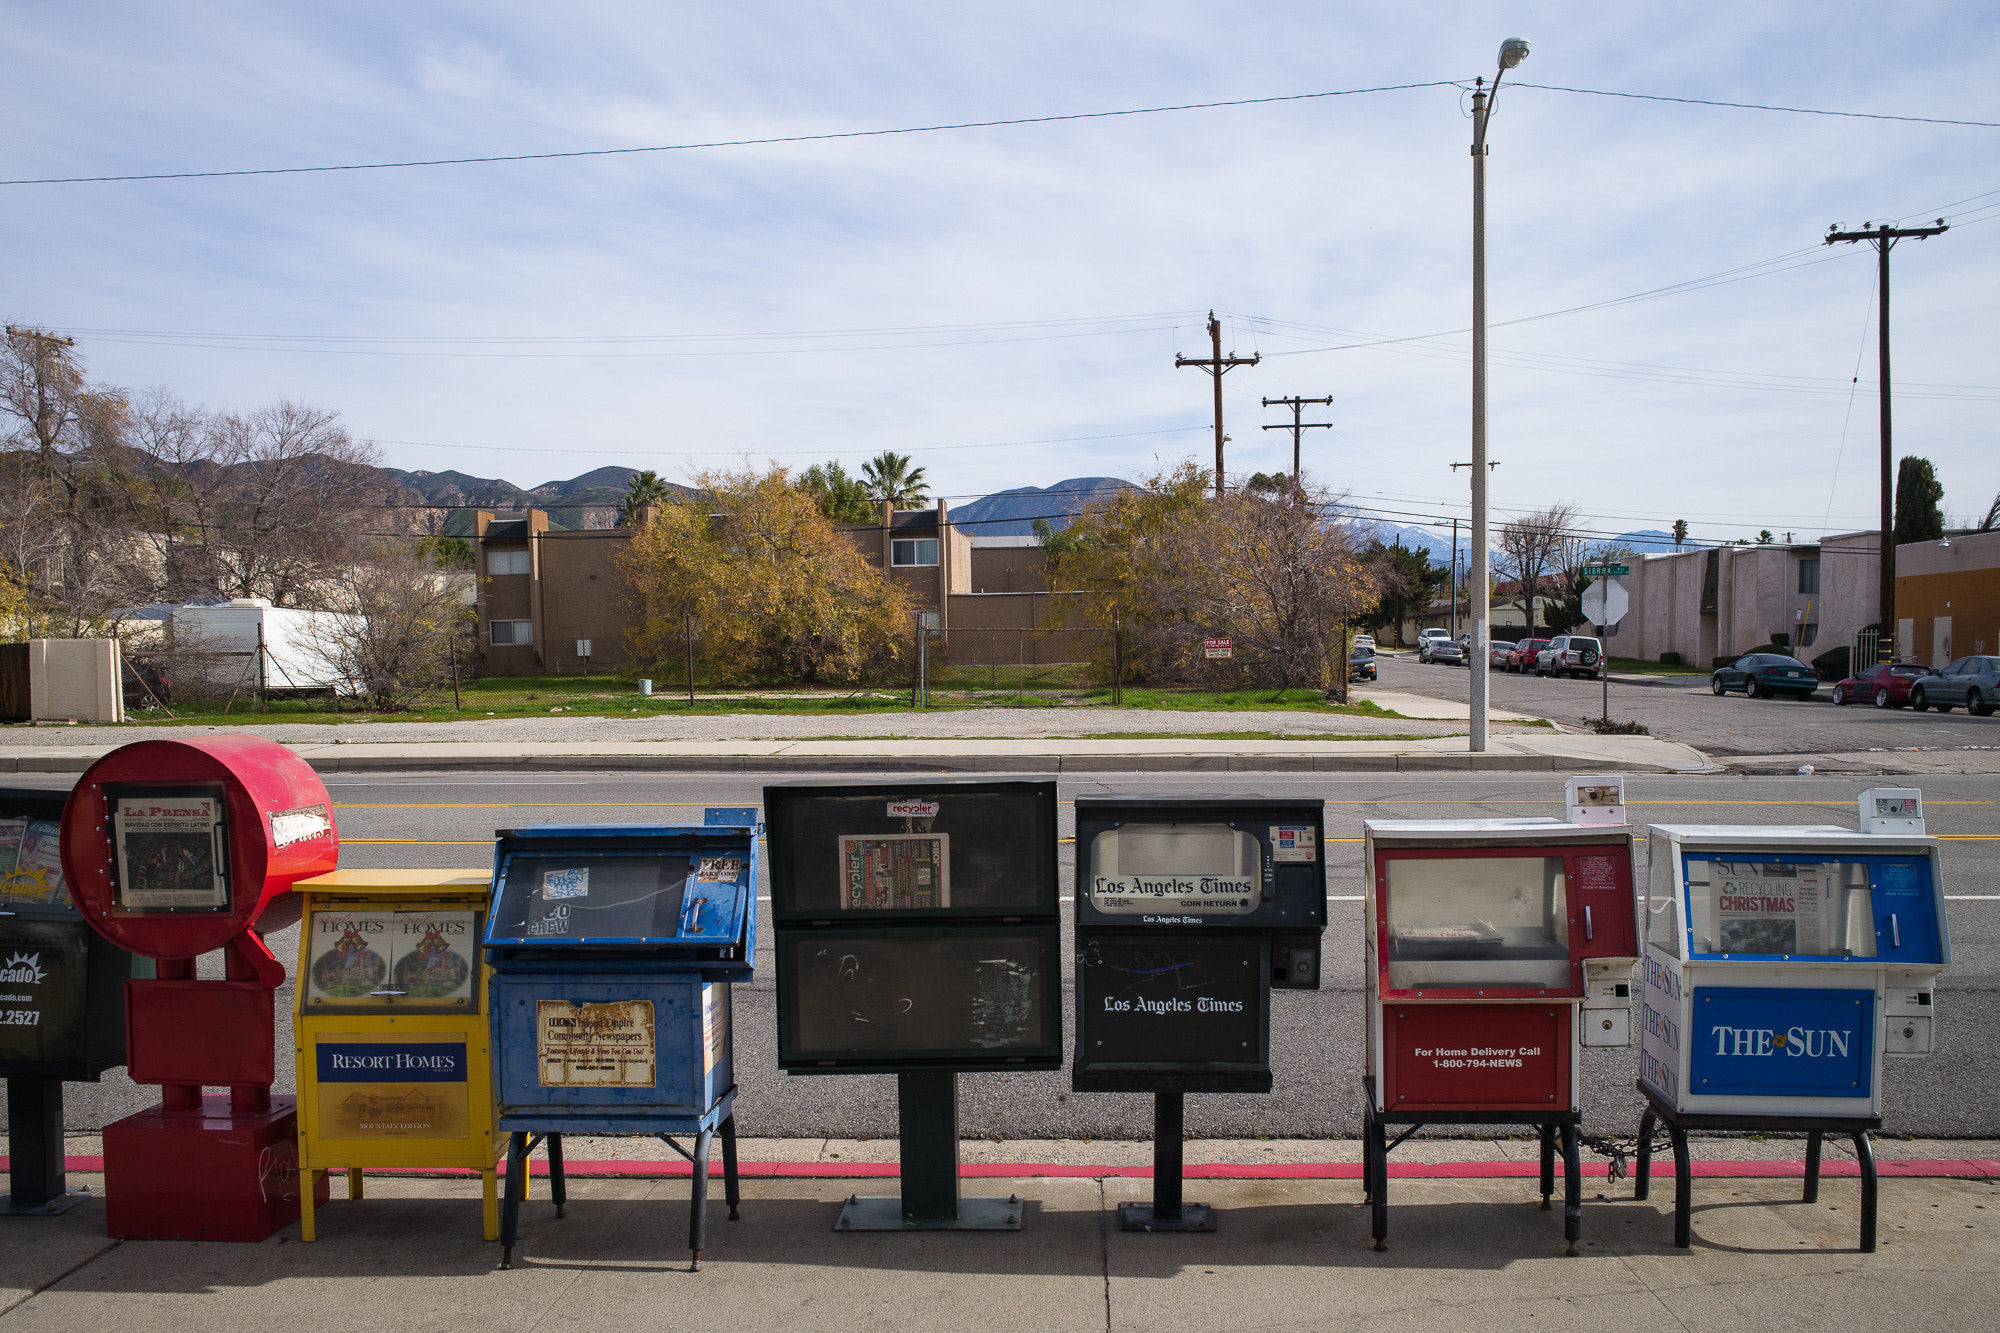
1073,935,1271,1093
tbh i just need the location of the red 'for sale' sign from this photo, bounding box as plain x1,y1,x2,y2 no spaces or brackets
1204,638,1233,659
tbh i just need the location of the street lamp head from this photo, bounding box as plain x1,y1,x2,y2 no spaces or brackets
1497,37,1531,70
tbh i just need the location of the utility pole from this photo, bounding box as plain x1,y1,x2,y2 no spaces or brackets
1450,518,1461,641
1825,219,1948,660
1260,395,1332,487
1177,312,1260,497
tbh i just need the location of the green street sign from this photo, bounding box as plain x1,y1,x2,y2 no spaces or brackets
1580,564,1629,577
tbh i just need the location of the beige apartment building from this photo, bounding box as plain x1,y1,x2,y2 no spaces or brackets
472,501,1088,676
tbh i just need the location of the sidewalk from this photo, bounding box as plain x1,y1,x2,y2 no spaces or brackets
0,732,1718,775
4,1138,1996,1331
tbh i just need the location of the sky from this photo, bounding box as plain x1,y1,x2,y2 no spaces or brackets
5,2,1998,548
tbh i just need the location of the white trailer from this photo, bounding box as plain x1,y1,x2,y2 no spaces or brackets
170,599,352,697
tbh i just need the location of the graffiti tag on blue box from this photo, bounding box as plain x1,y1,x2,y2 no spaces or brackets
317,1042,467,1082
1689,988,1871,1098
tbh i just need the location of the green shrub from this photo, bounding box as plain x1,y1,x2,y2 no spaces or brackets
1659,651,1682,666
1812,646,1851,681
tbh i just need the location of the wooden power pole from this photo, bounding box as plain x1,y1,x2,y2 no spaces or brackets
1261,395,1332,486
1176,312,1259,497
1824,219,1948,657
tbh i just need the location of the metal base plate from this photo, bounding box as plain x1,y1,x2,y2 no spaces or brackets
1119,1201,1215,1232
836,1194,1023,1231
0,1187,94,1216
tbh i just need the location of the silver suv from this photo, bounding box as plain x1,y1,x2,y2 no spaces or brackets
1536,634,1603,679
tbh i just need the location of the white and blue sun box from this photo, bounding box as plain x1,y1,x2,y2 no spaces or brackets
1641,789,1948,1119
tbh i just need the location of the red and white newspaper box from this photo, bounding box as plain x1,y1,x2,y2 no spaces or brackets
1362,779,1638,1254
60,736,340,1241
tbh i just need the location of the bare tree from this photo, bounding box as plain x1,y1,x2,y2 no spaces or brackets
1495,502,1583,634
303,542,474,710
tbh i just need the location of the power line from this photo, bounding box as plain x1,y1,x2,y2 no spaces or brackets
1510,82,2000,129
0,81,1461,187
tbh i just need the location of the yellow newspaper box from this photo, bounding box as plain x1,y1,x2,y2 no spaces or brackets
292,870,498,1241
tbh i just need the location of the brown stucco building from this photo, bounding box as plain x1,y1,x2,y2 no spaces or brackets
1895,528,2000,666
473,502,1087,676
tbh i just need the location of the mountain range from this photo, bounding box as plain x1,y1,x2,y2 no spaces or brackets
373,462,1684,562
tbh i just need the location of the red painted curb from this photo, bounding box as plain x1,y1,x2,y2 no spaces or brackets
18,1156,1996,1182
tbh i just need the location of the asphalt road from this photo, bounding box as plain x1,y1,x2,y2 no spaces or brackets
13,768,1996,1142
1365,651,2000,758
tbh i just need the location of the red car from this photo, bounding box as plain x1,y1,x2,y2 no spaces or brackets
1831,661,1934,708
1505,638,1550,674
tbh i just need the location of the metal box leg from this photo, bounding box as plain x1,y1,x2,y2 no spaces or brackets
689,1127,713,1271
1560,1124,1582,1256
836,1071,1020,1231
1670,1127,1692,1249
499,1132,528,1269
347,1167,364,1201
481,1167,499,1242
721,1114,742,1221
1633,1107,1656,1201
300,1170,321,1241
1852,1131,1877,1253
547,1133,566,1219
1538,1125,1555,1209
1803,1130,1822,1204
1119,1091,1214,1232
1367,1112,1389,1252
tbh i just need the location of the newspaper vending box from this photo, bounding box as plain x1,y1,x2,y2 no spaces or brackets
1634,788,1950,1251
292,869,498,1241
0,787,147,1216
485,818,757,1271
59,736,340,1241
766,779,1060,1232
1073,797,1327,1231
1363,778,1639,1254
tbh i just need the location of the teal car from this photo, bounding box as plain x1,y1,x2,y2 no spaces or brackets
1710,653,1819,700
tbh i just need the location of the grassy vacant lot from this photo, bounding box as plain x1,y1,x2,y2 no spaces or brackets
124,672,1404,724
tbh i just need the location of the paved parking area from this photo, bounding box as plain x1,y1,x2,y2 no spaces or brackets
1367,653,2000,761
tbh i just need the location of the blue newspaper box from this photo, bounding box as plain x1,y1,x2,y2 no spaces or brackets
1634,787,1949,1251
484,819,758,1270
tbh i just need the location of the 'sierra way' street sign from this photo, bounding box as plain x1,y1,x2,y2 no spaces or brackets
1579,564,1630,577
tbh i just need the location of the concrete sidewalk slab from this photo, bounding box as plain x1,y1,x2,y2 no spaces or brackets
0,733,1717,775
3,1173,1996,1331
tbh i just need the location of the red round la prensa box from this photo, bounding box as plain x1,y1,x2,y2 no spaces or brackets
60,736,339,1241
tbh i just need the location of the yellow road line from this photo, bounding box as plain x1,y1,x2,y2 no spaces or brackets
337,797,1994,810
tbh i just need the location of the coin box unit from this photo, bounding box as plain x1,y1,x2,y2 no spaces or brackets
484,818,758,1270
766,779,1059,1233
1362,778,1639,1255
1072,798,1328,1232
1633,788,1950,1252
60,737,340,1242
291,869,498,1241
0,787,148,1217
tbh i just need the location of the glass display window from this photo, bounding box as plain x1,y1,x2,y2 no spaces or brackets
490,852,705,945
1086,823,1263,917
1381,852,1571,991
1646,835,1680,957
303,908,481,1012
1681,853,1929,959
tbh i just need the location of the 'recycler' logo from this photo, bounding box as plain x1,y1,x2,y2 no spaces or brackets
0,952,45,985
1712,1025,1852,1058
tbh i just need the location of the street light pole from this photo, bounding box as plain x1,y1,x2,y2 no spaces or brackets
1469,36,1530,753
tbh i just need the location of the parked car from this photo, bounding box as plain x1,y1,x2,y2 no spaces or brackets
1348,646,1377,682
1506,638,1550,674
1711,652,1819,699
1415,627,1450,662
1910,655,2000,716
1535,634,1603,679
1352,634,1376,652
1430,639,1465,666
1831,661,1933,708
1488,640,1513,668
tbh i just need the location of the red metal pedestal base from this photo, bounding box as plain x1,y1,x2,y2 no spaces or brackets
103,1095,326,1242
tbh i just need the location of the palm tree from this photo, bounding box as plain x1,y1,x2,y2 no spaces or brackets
860,451,929,509
1671,518,1688,550
616,470,672,527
